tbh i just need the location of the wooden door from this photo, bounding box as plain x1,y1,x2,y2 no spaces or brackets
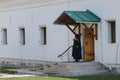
84,28,94,61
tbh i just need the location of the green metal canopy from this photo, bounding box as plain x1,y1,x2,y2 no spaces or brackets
54,10,101,24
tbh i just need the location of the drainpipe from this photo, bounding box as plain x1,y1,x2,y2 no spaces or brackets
67,0,70,62
67,29,70,62
101,61,112,71
67,0,70,10
100,21,112,71
115,43,119,71
99,22,103,62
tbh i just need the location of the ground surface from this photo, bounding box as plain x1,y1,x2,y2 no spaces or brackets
0,74,120,80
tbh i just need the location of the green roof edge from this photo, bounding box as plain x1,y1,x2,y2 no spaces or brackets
86,9,101,22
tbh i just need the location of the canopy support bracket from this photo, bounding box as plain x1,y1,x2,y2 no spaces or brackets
82,23,98,40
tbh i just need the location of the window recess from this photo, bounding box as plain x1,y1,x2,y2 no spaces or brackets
40,26,47,45
108,21,116,43
19,28,25,45
1,28,8,45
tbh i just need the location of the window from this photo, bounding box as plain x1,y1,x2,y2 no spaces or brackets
40,27,47,45
19,28,25,45
2,29,7,44
108,21,116,43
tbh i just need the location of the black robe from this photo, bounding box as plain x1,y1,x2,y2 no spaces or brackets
72,38,82,61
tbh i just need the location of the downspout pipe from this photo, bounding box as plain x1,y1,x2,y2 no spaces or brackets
99,21,113,71
115,43,119,72
101,61,112,71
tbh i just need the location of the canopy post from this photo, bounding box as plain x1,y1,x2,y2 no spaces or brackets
95,24,98,40
90,24,95,29
82,23,95,36
78,23,81,39
82,23,99,40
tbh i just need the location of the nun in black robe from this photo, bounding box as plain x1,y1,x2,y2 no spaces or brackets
72,34,82,62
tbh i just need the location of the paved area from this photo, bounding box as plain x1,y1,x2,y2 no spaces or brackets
0,73,35,78
0,61,114,77
9,62,110,76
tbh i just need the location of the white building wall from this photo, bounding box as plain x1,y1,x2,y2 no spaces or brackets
81,0,120,64
0,0,120,64
0,1,73,61
68,0,120,64
94,0,120,64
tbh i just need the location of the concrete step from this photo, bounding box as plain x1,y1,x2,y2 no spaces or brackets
3,61,110,76
116,68,120,74
41,61,109,76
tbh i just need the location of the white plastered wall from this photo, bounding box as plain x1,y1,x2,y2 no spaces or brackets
0,0,120,64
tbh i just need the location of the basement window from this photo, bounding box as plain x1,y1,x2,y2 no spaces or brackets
1,28,7,45
40,26,47,45
19,28,25,45
108,21,116,43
